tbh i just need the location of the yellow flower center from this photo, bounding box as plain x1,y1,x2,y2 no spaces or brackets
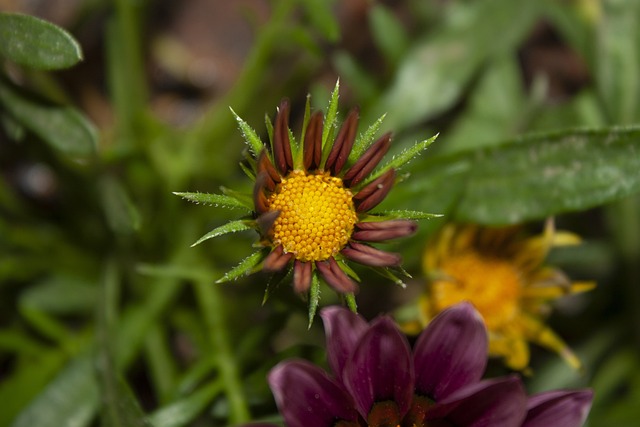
267,170,357,262
431,252,522,330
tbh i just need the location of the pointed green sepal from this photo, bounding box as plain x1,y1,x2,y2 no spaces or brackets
321,79,340,150
216,250,265,283
307,273,321,328
365,210,444,221
348,113,387,164
173,191,252,211
230,107,264,157
191,220,253,247
220,187,253,208
363,133,439,185
371,266,409,289
345,292,358,313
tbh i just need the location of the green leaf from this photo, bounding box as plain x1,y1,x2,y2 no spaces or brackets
172,192,252,211
456,127,640,224
0,79,97,157
10,356,100,427
0,12,83,70
100,176,142,235
0,347,68,426
19,276,97,315
230,107,264,157
191,220,253,247
216,250,265,283
397,127,640,225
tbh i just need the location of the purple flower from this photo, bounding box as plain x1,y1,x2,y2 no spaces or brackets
267,303,593,427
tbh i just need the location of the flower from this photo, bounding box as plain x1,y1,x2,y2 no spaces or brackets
175,81,438,316
265,303,593,427
416,220,595,371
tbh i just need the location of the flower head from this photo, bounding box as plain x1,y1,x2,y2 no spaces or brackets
417,220,595,371
266,303,593,427
175,81,438,318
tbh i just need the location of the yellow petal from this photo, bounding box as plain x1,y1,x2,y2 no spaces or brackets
488,328,531,371
519,313,582,370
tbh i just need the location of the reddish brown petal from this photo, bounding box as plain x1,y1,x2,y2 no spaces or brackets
341,242,401,267
353,220,417,242
343,132,392,187
303,111,324,171
264,245,293,272
325,108,359,175
273,99,294,175
315,257,359,294
293,260,312,293
253,172,270,214
354,169,396,212
256,210,280,235
257,150,281,190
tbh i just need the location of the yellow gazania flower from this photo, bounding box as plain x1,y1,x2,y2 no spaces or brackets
418,220,595,371
175,81,438,318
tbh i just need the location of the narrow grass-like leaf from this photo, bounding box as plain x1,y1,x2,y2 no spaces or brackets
348,113,387,164
100,176,142,235
216,250,265,283
369,5,409,66
191,220,253,247
0,13,83,70
230,107,264,157
300,0,340,42
308,274,321,328
149,381,223,427
363,134,439,186
97,261,152,427
321,79,340,150
0,79,97,157
173,192,252,211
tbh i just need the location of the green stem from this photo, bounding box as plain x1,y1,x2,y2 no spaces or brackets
194,281,250,424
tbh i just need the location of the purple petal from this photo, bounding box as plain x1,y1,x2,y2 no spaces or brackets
413,302,488,400
427,376,527,427
524,389,593,427
268,359,358,427
320,306,369,381
342,316,414,419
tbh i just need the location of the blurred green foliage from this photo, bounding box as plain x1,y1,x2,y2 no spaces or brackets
1,0,640,426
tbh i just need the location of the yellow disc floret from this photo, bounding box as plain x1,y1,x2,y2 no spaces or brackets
431,252,522,330
267,170,357,262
